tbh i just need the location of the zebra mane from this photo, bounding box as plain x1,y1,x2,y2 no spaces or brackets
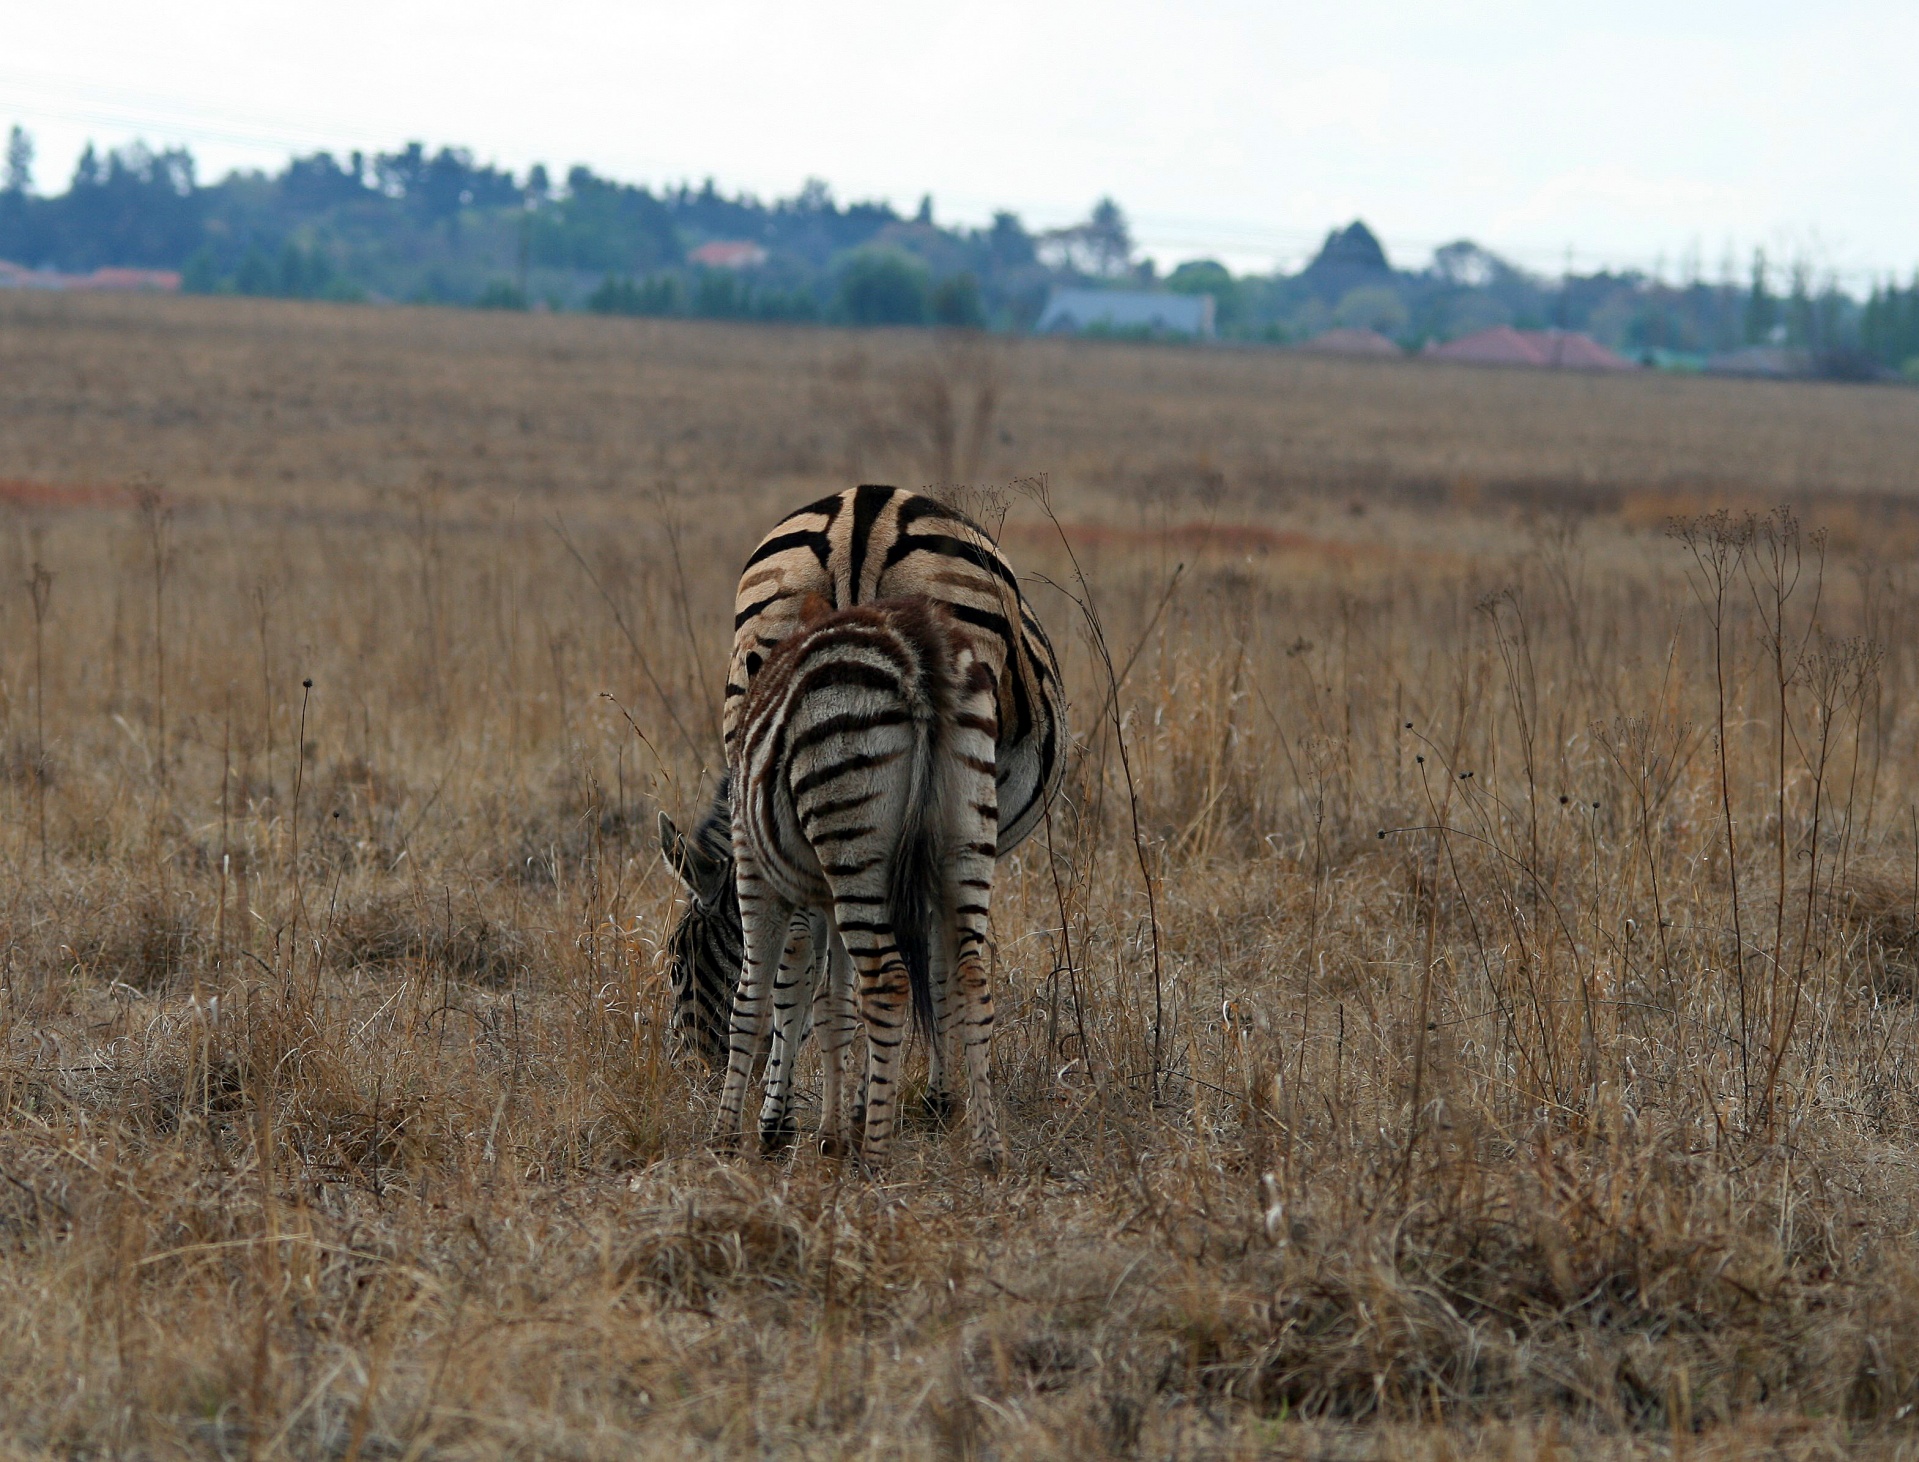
664,768,743,1069
689,769,735,881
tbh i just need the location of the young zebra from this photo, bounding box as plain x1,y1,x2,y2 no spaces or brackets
661,485,1063,1068
717,593,1005,1170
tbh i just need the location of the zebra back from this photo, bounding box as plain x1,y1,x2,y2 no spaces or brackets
724,484,1063,851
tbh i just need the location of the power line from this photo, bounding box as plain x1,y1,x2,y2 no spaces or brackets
0,67,388,155
3,68,1910,287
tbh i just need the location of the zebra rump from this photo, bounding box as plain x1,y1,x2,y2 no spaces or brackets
738,594,958,1040
717,594,1005,1168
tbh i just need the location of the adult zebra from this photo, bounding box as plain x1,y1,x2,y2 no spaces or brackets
717,593,1005,1168
658,484,1066,1067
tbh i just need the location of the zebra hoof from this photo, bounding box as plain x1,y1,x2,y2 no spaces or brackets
975,1146,1006,1176
758,1119,798,1154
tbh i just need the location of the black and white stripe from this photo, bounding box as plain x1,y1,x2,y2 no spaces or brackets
657,788,745,1069
661,485,1063,1066
716,595,1005,1169
725,485,1063,848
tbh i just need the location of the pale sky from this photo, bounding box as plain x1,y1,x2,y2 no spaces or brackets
6,1,1917,283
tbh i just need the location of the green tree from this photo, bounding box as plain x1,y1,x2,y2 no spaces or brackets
985,212,1033,269
1744,250,1777,344
1784,261,1815,348
1333,284,1409,336
1863,283,1890,364
752,287,819,322
1904,276,1919,369
476,278,528,309
181,244,223,294
930,272,984,328
234,246,275,296
4,125,31,193
836,250,928,326
695,269,749,318
1044,198,1133,277
1085,197,1131,276
1167,259,1242,330
588,274,678,316
278,240,333,298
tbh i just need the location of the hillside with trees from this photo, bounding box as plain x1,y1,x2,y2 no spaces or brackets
2,126,1916,378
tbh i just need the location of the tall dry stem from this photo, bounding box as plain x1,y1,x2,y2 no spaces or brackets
1672,510,1754,1107
1025,475,1169,1101
26,557,51,874
135,482,172,783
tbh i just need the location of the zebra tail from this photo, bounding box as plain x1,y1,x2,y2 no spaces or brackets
889,713,941,1043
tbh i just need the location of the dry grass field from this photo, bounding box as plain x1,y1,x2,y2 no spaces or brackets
9,293,1919,1458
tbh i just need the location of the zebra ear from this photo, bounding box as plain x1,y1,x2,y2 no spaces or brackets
659,811,698,891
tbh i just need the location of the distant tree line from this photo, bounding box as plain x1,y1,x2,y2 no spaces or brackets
1861,278,1919,372
0,127,1059,328
2,124,1915,379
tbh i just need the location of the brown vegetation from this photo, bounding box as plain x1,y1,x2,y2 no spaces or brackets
6,294,1919,1456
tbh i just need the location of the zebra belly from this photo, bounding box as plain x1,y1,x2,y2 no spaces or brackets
994,742,1046,854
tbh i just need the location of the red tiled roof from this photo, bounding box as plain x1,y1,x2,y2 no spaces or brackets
1425,326,1634,371
687,240,768,269
1545,331,1635,369
81,268,181,292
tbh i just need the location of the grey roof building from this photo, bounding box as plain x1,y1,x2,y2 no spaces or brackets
1036,288,1215,338
1704,346,1812,378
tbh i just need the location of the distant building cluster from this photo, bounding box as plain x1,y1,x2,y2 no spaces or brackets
1036,288,1215,338
1231,321,1638,370
0,260,180,292
1281,322,1840,377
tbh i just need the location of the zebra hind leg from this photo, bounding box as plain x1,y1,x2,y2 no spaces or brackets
920,947,960,1127
756,910,820,1153
715,864,791,1152
947,654,1006,1172
832,911,913,1166
817,923,861,1158
950,936,1005,1173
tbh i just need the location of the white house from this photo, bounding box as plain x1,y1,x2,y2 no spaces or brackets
1035,288,1215,339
